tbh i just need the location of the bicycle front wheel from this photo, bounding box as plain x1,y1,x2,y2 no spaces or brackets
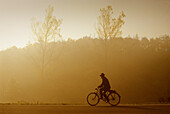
108,92,120,106
87,93,99,106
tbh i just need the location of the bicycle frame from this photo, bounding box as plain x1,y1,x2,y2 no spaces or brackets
94,88,101,97
95,88,113,99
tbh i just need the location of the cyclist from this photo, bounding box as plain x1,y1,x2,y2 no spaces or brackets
98,73,111,102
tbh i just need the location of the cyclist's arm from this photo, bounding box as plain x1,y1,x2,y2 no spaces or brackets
98,84,102,88
98,81,104,88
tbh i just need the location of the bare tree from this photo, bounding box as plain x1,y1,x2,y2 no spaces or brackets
96,5,125,73
96,5,125,39
31,6,62,78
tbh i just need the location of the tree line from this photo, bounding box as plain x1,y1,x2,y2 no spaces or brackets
0,35,169,104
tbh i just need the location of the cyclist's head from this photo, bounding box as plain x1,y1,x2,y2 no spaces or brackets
100,73,105,77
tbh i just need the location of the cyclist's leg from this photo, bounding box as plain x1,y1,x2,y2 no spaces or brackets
103,89,109,102
99,88,104,99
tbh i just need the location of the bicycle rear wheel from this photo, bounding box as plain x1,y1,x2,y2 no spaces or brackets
108,92,120,106
87,93,99,106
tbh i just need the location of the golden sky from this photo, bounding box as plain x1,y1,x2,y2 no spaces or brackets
0,0,170,50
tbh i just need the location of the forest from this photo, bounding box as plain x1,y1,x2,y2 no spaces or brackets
0,35,169,104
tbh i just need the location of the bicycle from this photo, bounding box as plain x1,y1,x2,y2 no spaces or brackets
87,88,121,106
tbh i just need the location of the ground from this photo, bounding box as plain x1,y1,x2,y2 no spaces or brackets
0,104,170,114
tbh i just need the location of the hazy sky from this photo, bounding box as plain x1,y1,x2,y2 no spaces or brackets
0,0,170,50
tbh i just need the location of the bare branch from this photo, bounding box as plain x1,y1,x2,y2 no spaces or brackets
96,6,125,39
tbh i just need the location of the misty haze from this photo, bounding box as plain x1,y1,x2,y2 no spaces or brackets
0,0,170,113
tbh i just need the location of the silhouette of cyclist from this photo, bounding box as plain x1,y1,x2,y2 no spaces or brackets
98,73,111,102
